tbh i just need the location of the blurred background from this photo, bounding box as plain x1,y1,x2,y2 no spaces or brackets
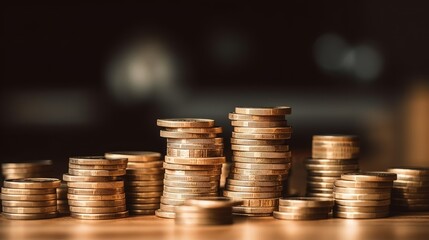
1,1,429,192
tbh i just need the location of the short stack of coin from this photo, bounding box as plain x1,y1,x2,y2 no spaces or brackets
334,172,396,219
387,167,429,211
56,182,69,215
175,197,242,225
63,156,129,220
273,197,334,220
155,118,225,219
105,151,164,215
223,106,292,216
1,178,60,220
306,135,360,198
1,160,53,180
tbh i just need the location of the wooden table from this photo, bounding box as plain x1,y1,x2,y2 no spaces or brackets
1,212,428,240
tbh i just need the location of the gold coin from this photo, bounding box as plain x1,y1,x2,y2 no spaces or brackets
163,162,219,171
167,138,223,144
160,130,218,139
233,162,290,170
394,180,429,187
313,135,358,142
125,174,164,181
68,199,126,207
232,156,291,164
312,141,359,147
235,106,291,116
387,167,429,176
127,198,161,204
70,210,128,220
226,185,282,193
231,120,287,128
334,179,393,189
164,186,217,194
166,143,223,150
1,200,56,207
231,167,288,175
129,209,156,215
68,169,126,177
308,170,355,177
166,148,223,158
184,197,242,208
69,205,126,213
305,158,358,165
306,192,333,198
127,161,163,168
125,180,163,187
62,174,119,182
162,192,217,199
233,151,291,158
127,203,160,210
160,196,185,206
223,190,281,199
2,212,58,220
278,206,332,214
126,192,163,198
307,176,338,183
229,113,286,121
4,178,61,189
69,156,127,165
126,168,164,175
2,173,50,179
396,174,429,181
157,118,215,128
232,206,275,214
335,211,389,219
155,209,175,218
227,179,281,187
306,164,359,171
125,186,164,192
165,156,225,165
231,144,289,152
1,187,56,195
273,211,329,220
341,172,397,182
105,151,161,162
1,193,56,201
307,181,334,189
232,132,291,140
164,180,218,188
1,160,53,169
68,163,127,170
307,188,333,194
3,206,57,214
231,138,286,146
165,126,222,134
334,205,390,213
67,181,124,189
67,193,125,201
279,197,334,208
234,127,292,134
68,187,124,195
334,199,390,207
164,174,220,182
334,192,391,200
229,173,286,181
1,166,51,174
160,203,175,212
236,198,278,207
333,186,391,194
165,169,220,176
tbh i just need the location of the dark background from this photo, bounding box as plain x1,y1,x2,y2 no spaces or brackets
2,0,429,179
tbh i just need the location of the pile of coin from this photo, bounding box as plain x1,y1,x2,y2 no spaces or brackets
223,106,292,216
175,197,242,225
333,172,396,219
387,167,429,211
63,156,129,220
306,135,360,198
273,197,334,220
155,118,225,219
56,182,69,215
1,178,60,220
105,151,164,215
1,160,53,180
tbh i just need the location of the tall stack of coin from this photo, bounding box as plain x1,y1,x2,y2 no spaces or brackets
156,118,225,219
63,156,129,220
105,151,164,215
306,135,360,198
175,197,242,225
223,106,292,216
1,160,53,180
387,167,429,211
1,178,60,220
334,172,396,219
56,182,69,215
273,197,334,220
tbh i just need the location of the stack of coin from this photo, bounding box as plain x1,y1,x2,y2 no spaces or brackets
105,151,164,215
63,156,129,220
306,135,360,198
1,178,60,220
1,160,53,180
273,197,334,220
334,172,396,219
56,182,69,215
155,118,225,219
387,167,429,211
175,197,242,225
223,106,292,216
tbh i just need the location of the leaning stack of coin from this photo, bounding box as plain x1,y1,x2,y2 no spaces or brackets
56,182,69,215
306,135,360,198
1,178,60,220
223,106,292,216
63,156,129,220
155,118,225,219
105,151,164,215
333,172,396,219
1,160,53,180
175,197,242,225
387,167,429,211
273,197,334,220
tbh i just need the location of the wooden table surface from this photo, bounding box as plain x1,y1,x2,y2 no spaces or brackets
1,212,428,240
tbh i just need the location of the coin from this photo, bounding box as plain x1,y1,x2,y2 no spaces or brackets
160,130,218,139
166,148,224,157
335,211,389,219
334,199,391,207
306,192,333,198
161,196,185,206
163,162,218,171
162,192,217,199
395,174,429,181
1,160,53,169
232,132,291,140
127,192,163,198
164,174,220,182
127,161,163,168
341,172,397,182
335,205,390,213
69,205,126,213
305,158,358,165
231,144,289,152
279,197,334,208
393,180,429,187
273,211,330,220
231,120,288,128
165,169,220,176
1,193,57,201
67,181,124,189
2,205,57,214
125,180,163,187
234,127,292,134
68,163,127,170
278,206,332,214
4,178,61,189
223,190,281,199
237,198,278,207
67,193,125,201
165,126,222,134
127,198,161,204
228,113,286,121
1,187,56,195
126,168,164,175
231,168,288,175
68,169,126,177
334,179,393,189
167,138,223,144
307,176,338,183
232,206,275,214
68,188,124,195
159,203,176,212
226,185,282,193
227,179,281,187
233,151,291,158
155,209,175,218
184,197,242,208
69,156,127,165
157,118,215,128
233,162,290,170
308,188,333,194
2,166,51,174
2,212,58,220
164,156,225,165
105,151,161,162
232,156,291,164
70,210,128,220
125,186,164,192
164,186,217,194
228,174,285,181
387,167,429,176
1,200,57,207
128,203,160,210
313,135,358,142
307,181,334,189
62,174,119,182
334,192,391,200
230,138,286,146
235,106,291,115
306,164,359,171
125,174,164,181
129,209,156,215
333,186,391,194
166,142,224,150
312,152,358,160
